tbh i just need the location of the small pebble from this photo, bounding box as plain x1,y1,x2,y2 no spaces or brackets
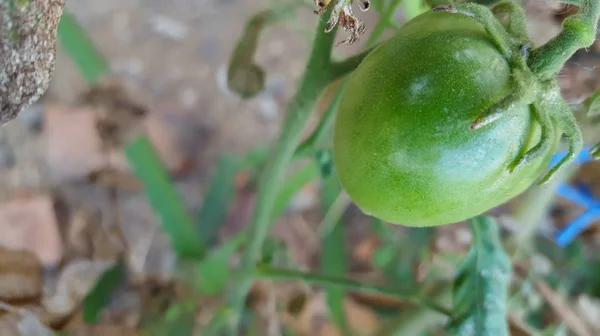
149,15,188,40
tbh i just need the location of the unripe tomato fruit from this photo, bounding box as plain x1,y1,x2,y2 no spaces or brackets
333,11,559,227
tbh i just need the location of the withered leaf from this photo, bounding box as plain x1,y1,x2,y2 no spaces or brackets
0,0,65,123
0,311,53,336
0,247,42,301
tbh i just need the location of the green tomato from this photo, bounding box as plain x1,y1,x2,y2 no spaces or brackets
333,11,560,227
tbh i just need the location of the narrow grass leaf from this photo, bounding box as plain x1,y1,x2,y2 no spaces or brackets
370,219,434,292
321,174,349,332
58,12,109,85
196,155,240,247
82,260,126,324
163,301,196,336
196,231,246,295
451,216,511,336
125,135,204,259
145,300,196,336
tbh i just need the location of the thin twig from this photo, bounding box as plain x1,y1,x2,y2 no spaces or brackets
514,264,592,336
534,281,591,336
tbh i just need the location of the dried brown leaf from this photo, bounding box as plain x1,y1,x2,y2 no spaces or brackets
284,292,380,336
66,208,122,260
0,247,42,301
0,311,53,336
534,281,592,336
508,313,537,336
87,169,143,191
66,324,138,336
43,259,116,318
81,81,147,151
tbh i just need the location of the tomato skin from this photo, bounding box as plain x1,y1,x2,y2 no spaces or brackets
333,11,559,227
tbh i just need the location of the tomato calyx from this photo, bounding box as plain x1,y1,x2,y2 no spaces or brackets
433,2,588,185
313,0,370,45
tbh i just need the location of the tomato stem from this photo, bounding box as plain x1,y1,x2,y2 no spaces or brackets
329,46,376,81
366,0,403,47
294,80,348,159
491,1,529,44
221,6,371,330
256,264,454,317
528,0,600,79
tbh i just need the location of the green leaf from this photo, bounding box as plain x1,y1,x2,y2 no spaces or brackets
58,12,109,85
584,89,600,117
450,216,511,336
370,221,434,292
321,174,349,332
125,135,204,259
240,145,270,176
196,155,240,247
82,260,126,324
260,237,295,267
196,232,246,295
163,301,196,336
146,300,196,336
315,149,334,178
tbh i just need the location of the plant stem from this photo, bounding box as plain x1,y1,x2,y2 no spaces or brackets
329,47,377,80
293,81,348,159
225,9,338,327
366,0,403,47
508,166,575,260
528,0,600,79
257,265,454,317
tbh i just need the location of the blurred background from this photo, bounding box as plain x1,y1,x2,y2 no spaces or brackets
1,0,600,335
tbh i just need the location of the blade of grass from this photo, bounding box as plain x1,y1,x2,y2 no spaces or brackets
58,12,109,85
59,6,205,264
196,231,247,295
125,135,204,259
82,259,126,324
321,174,350,334
196,155,240,247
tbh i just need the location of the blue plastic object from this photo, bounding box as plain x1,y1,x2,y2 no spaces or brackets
550,146,599,246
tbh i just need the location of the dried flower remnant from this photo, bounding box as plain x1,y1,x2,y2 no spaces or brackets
0,0,64,124
314,0,370,45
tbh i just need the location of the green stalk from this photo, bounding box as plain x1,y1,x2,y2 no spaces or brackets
508,166,575,260
224,9,339,326
528,0,600,79
257,265,453,317
293,81,348,159
366,0,403,47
